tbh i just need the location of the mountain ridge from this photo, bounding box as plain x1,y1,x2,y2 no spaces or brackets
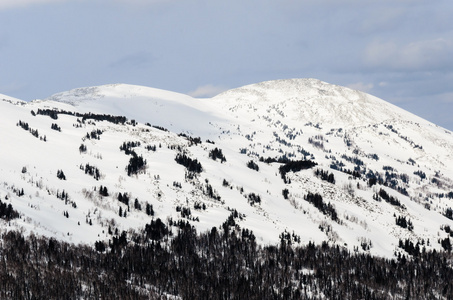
0,78,452,259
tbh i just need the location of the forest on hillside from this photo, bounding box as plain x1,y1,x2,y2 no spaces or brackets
1,215,452,300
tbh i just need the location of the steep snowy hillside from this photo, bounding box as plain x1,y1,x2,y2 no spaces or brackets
1,78,453,259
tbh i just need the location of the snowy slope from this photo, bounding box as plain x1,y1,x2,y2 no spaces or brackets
1,78,453,258
45,84,224,136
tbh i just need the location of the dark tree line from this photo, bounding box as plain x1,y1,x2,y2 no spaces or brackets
35,108,127,124
1,220,453,299
146,144,157,151
259,154,312,164
151,125,168,132
278,159,317,183
17,120,46,141
35,108,58,119
17,120,29,131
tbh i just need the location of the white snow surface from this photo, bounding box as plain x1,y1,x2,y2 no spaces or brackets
0,78,452,258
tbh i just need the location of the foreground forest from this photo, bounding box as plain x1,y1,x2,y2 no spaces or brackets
1,216,452,299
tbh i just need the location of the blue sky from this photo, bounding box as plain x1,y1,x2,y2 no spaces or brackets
1,0,452,130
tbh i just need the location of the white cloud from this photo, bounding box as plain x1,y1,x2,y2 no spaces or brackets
0,0,66,10
188,84,228,98
364,38,453,72
347,82,374,93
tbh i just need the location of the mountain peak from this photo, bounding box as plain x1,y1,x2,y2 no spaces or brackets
45,83,193,106
213,78,425,129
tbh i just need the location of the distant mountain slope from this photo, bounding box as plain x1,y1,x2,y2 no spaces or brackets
0,78,452,259
45,83,221,135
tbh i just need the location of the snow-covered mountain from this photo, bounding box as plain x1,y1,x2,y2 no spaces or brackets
1,78,453,258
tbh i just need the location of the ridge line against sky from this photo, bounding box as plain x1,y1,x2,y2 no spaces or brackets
0,0,452,130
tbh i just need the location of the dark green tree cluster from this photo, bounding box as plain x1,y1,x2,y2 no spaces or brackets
314,168,335,184
248,193,261,205
119,141,141,155
440,237,452,252
79,143,87,153
178,133,202,146
175,152,202,173
278,159,317,183
373,189,402,207
398,239,422,256
445,207,453,220
395,215,414,231
304,192,338,222
86,129,103,140
81,163,101,180
51,123,61,131
17,120,45,141
57,169,66,180
204,181,221,201
99,185,109,197
0,200,19,221
209,147,226,163
117,192,130,206
145,203,154,216
246,160,259,171
127,152,146,176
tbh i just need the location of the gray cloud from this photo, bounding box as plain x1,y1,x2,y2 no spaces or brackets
364,38,453,72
